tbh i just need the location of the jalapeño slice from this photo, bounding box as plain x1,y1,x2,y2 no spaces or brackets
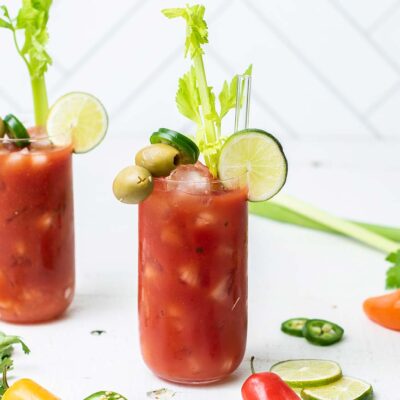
150,128,199,164
281,318,308,337
3,114,30,147
303,319,344,346
0,117,5,138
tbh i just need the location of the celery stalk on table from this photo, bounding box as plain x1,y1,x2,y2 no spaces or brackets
250,194,400,288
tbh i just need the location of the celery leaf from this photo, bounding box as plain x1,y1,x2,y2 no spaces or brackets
0,6,12,29
162,5,208,58
16,0,53,78
386,250,400,289
176,66,201,125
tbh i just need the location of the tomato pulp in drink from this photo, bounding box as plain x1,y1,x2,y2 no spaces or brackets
0,137,75,323
138,164,248,383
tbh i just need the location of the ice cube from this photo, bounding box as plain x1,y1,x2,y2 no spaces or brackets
195,211,217,228
31,154,48,166
166,304,184,333
221,357,234,373
6,151,25,165
144,261,163,280
178,263,199,287
167,163,212,194
210,273,234,303
14,241,26,256
64,286,73,301
37,212,54,230
161,226,181,246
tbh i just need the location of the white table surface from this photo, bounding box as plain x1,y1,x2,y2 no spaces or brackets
1,136,399,399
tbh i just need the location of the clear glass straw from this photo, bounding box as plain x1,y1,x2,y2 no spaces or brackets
234,75,252,132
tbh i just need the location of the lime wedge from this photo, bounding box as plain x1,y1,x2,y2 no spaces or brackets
47,92,108,153
270,360,342,388
301,377,373,400
218,129,287,201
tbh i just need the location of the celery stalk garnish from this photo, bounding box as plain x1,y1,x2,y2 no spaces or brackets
163,5,251,176
0,1,53,127
250,195,400,288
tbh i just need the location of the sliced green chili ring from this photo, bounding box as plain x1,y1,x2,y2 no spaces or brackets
150,128,199,164
0,117,6,138
83,391,127,400
3,114,30,147
281,318,308,337
303,319,344,346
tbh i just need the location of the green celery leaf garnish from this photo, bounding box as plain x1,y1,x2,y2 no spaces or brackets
16,0,53,79
386,250,400,289
176,66,202,126
163,4,252,176
0,1,53,126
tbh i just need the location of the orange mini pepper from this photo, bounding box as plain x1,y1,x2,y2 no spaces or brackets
2,378,59,400
363,290,400,331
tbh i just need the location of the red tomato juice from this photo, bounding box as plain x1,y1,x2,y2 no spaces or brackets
0,138,75,323
138,171,248,383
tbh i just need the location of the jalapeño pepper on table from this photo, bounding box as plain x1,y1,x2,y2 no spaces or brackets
281,318,308,337
241,357,299,400
303,319,344,346
83,391,127,400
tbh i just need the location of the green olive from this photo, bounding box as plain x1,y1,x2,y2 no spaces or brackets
0,117,5,138
135,143,180,177
113,165,153,204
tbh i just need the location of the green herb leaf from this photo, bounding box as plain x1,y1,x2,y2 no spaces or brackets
0,332,30,356
0,0,52,125
162,5,208,58
176,66,201,125
386,250,400,289
0,6,12,29
218,64,252,120
16,0,53,78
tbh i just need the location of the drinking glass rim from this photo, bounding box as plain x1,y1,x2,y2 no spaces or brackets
0,133,68,144
153,171,248,185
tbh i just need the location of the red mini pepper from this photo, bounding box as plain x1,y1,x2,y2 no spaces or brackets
242,357,299,400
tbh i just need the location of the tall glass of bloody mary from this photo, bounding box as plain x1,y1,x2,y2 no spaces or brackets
138,164,248,383
0,134,75,323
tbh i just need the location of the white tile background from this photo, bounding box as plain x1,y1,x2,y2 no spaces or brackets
1,0,400,142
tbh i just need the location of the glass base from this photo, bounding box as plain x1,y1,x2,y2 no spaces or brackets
155,373,229,386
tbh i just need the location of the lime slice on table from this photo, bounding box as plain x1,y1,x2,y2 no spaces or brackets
150,128,199,164
270,360,342,388
47,92,108,153
301,377,373,400
218,129,287,201
3,114,30,147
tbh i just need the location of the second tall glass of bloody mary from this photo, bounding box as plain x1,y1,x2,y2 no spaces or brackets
138,164,248,383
